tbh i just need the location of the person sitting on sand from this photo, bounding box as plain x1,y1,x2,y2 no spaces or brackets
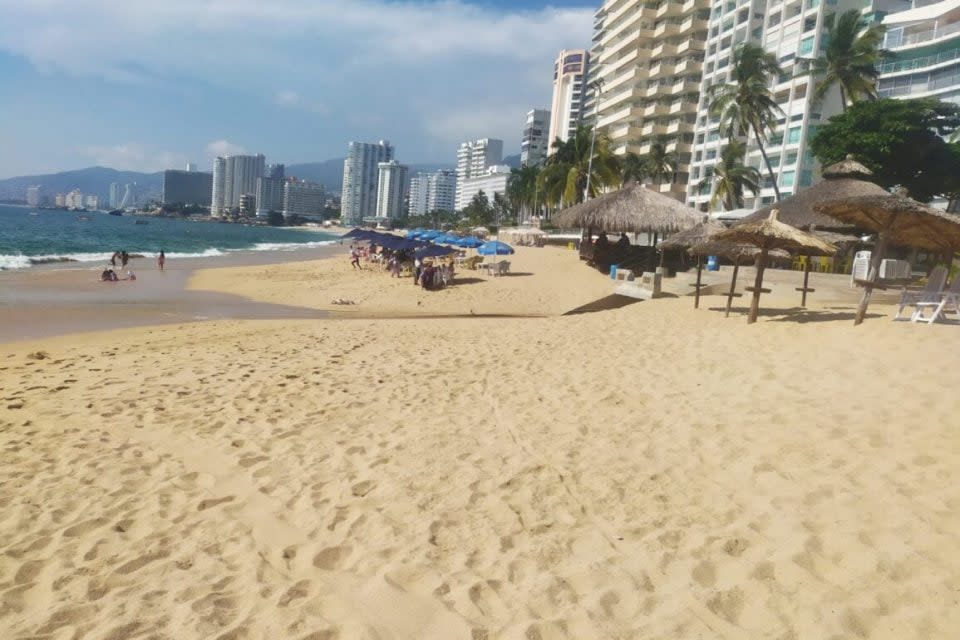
595,233,609,249
101,268,112,282
125,271,136,281
617,232,630,248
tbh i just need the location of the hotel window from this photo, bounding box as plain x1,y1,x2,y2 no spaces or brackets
781,170,795,187
799,170,813,187
799,36,815,56
708,131,721,142
787,126,802,144
706,149,717,160
768,154,781,167
785,151,798,165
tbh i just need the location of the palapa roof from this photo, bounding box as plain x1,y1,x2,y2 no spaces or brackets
659,219,790,260
658,219,725,251
713,209,838,255
814,193,960,251
738,156,888,231
553,182,702,234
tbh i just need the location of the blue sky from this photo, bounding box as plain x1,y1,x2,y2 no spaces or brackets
0,0,596,178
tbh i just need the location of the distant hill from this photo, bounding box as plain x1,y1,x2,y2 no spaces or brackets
503,154,521,169
0,166,163,202
0,159,456,201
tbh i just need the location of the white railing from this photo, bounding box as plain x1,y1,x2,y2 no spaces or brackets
884,20,960,49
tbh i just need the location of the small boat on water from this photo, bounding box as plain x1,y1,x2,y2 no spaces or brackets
108,210,123,216
77,215,91,221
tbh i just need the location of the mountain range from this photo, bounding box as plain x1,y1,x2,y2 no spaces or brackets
0,154,521,203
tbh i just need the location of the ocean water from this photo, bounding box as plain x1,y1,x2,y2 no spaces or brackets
0,205,339,269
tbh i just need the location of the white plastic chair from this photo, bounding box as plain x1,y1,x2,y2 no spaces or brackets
894,266,947,321
912,272,960,324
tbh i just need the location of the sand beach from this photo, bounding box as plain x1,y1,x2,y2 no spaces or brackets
1,246,958,639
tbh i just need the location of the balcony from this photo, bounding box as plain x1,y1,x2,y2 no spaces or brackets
678,16,709,35
666,120,695,135
670,79,701,94
649,60,676,79
669,100,685,114
643,101,669,117
682,0,698,14
640,121,667,138
878,46,960,75
608,123,634,141
652,41,679,57
657,1,681,19
666,140,693,154
645,82,666,97
878,72,960,98
676,38,706,55
884,20,960,50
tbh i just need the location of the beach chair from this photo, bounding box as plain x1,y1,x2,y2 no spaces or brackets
498,260,511,276
893,266,947,321
911,272,960,324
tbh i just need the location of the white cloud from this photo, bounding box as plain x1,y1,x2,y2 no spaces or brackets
205,140,247,157
80,143,187,173
0,0,594,161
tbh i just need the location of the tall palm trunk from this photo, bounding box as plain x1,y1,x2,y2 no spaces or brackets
839,85,848,113
752,124,782,201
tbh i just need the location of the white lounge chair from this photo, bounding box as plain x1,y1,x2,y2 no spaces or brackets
498,260,511,276
912,271,960,324
894,266,947,321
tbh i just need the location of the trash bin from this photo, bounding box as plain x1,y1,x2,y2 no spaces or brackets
610,264,618,280
706,255,719,271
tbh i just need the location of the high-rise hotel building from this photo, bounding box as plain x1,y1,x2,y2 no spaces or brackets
211,154,266,216
686,0,859,211
586,0,710,201
409,170,457,216
341,140,394,224
375,161,410,220
521,109,552,166
548,50,590,150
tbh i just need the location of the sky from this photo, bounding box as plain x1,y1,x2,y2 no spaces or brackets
0,0,596,178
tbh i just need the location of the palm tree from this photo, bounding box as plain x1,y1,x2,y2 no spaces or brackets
642,136,678,185
620,152,648,186
539,125,621,208
507,165,540,222
709,42,784,201
697,140,761,211
811,10,886,110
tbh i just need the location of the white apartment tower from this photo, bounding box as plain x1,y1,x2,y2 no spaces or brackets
224,154,266,213
283,181,326,220
26,186,42,207
341,141,394,224
409,174,430,216
521,109,552,166
549,49,590,150
428,170,457,212
587,0,710,201
455,138,503,210
375,161,409,219
686,0,859,211
457,165,512,211
211,157,226,216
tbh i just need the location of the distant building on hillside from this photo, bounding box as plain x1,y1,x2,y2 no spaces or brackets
26,185,42,207
283,180,326,220
55,193,66,207
162,169,213,206
239,193,257,217
65,189,85,209
548,49,589,152
409,174,430,217
108,183,122,209
84,195,99,210
376,161,409,219
341,140,394,224
521,109,551,167
428,169,456,212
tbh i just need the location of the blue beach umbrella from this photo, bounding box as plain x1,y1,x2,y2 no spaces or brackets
420,230,441,239
456,236,484,248
476,241,515,256
415,245,457,259
342,227,371,239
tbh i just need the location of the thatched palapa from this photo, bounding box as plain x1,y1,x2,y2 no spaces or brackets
553,182,702,234
713,210,837,324
738,156,888,231
815,191,960,325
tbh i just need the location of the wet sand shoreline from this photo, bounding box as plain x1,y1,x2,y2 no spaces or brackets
0,244,345,343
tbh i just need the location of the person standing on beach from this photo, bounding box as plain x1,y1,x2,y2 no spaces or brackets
350,247,361,270
121,250,129,268
158,250,165,271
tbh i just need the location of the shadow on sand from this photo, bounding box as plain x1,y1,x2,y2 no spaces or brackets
707,305,886,323
564,294,643,316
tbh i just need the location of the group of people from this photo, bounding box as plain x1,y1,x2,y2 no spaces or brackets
99,249,165,283
347,242,455,290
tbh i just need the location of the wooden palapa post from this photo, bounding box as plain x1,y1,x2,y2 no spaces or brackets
724,255,741,317
694,254,704,309
854,222,893,325
747,248,770,324
796,256,814,308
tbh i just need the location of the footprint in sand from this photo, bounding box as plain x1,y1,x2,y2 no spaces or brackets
313,545,350,570
351,480,376,497
63,517,108,537
278,580,311,607
197,496,235,511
